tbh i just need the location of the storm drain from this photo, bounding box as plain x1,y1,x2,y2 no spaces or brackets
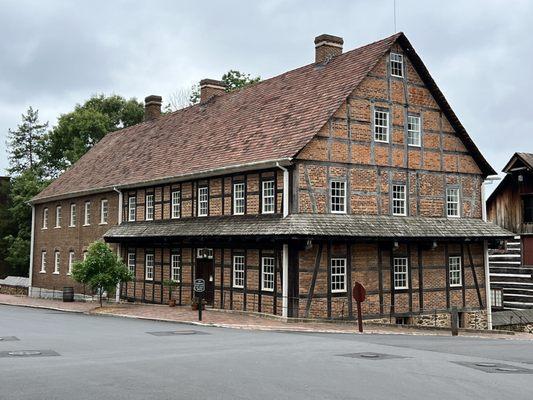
0,350,60,358
147,330,209,336
454,361,533,374
338,352,406,360
0,336,19,342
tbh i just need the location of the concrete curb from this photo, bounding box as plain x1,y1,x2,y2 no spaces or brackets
0,301,92,314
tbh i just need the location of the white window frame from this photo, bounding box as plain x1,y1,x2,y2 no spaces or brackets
145,253,154,281
100,199,108,224
374,109,389,143
407,114,421,147
261,256,275,292
390,52,404,78
491,288,503,308
55,206,62,228
392,184,407,216
40,251,46,273
171,191,181,219
69,203,77,227
233,255,245,289
233,182,245,215
42,208,48,229
330,180,347,214
127,252,136,275
171,254,181,282
128,196,136,222
446,187,460,218
145,194,154,221
198,186,208,217
261,180,275,214
393,257,408,290
84,201,91,226
331,258,347,293
197,248,214,259
53,251,60,275
449,256,462,287
68,251,74,275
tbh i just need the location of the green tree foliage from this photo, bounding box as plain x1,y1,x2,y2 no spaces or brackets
71,241,132,306
41,94,144,176
188,70,261,105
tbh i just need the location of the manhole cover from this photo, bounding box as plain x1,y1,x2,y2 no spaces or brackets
454,361,533,374
476,363,497,367
8,351,41,356
147,330,209,336
0,350,60,358
496,367,521,372
338,352,406,360
360,353,380,358
0,336,19,342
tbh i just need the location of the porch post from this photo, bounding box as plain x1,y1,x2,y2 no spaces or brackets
282,243,289,318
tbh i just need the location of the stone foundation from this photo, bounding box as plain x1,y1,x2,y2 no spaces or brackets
366,310,487,330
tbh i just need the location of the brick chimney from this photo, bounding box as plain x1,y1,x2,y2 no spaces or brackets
144,95,162,121
200,79,226,103
314,34,343,63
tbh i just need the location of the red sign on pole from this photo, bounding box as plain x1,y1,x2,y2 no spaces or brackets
352,282,366,333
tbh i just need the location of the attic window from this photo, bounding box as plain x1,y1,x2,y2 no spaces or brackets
390,53,404,78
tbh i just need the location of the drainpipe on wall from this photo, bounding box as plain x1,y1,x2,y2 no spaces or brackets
28,204,36,297
277,163,291,317
113,187,123,303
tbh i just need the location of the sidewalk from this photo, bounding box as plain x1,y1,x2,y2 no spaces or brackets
1,293,530,339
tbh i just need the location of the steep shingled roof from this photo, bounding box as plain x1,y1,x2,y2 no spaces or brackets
33,32,494,203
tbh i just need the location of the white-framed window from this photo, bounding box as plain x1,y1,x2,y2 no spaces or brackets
374,109,389,142
171,253,181,282
393,257,408,289
100,199,108,224
330,180,346,214
84,201,91,226
198,186,208,217
407,115,421,147
390,52,404,78
446,187,460,218
233,255,245,288
262,180,275,214
55,206,62,228
171,191,181,219
42,208,48,229
145,194,154,220
261,256,275,291
233,182,245,215
40,251,46,273
68,251,74,275
449,256,462,287
127,252,136,275
128,196,136,222
145,253,154,281
491,288,503,308
392,184,407,216
331,258,347,293
54,251,60,274
69,204,77,227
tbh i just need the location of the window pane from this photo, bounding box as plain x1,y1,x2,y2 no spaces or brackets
392,185,407,216
128,252,136,275
446,188,460,217
261,257,275,291
171,254,181,282
390,53,404,77
393,257,408,289
262,181,275,214
449,256,462,286
374,110,389,142
145,254,154,280
198,187,208,216
233,255,245,288
233,183,245,215
331,258,346,293
171,191,181,219
146,195,154,220
407,115,421,146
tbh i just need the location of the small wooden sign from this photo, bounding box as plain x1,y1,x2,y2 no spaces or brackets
352,282,366,333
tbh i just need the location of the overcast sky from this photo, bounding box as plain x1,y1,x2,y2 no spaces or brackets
1,0,532,194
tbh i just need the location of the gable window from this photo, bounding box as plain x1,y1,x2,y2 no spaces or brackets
523,195,533,223
407,115,421,147
42,208,48,229
198,186,208,217
233,255,245,288
330,180,346,214
128,196,136,222
54,251,60,274
145,253,154,281
55,206,62,228
100,199,108,224
374,109,389,142
145,194,154,220
446,188,460,217
331,258,347,293
393,257,408,289
261,256,275,292
171,253,181,282
449,256,462,287
69,204,77,227
40,251,47,273
127,252,136,275
392,184,407,216
390,53,404,78
171,191,181,219
84,201,91,226
68,251,74,275
233,182,245,215
262,180,275,214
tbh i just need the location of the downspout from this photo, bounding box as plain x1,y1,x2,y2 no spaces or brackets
113,186,123,303
277,162,290,317
28,204,36,297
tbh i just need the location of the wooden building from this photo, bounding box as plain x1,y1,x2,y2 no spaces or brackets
29,33,512,327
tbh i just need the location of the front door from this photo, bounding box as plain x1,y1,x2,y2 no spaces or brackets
195,258,215,305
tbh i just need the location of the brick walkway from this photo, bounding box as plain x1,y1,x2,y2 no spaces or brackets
1,293,530,338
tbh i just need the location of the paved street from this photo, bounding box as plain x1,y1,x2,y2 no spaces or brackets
1,305,532,400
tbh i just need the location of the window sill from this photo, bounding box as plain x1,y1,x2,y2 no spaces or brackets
261,288,274,293
41,228,48,230
407,144,421,148
374,139,389,144
446,215,460,219
39,271,46,274
82,224,90,227
54,226,61,229
68,225,76,228
331,211,347,215
67,272,72,276
99,222,108,225
261,211,275,215
450,284,463,288
52,272,60,275
331,290,347,294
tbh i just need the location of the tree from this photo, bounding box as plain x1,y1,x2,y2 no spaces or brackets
71,241,132,306
6,107,48,176
41,94,144,176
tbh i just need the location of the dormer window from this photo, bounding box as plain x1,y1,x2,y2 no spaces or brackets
390,53,404,78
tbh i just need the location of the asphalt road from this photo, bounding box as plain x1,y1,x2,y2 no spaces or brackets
1,305,532,400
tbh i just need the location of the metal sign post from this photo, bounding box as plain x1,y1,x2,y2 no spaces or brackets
194,278,205,321
352,282,366,333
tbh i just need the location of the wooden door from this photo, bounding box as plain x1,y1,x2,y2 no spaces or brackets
195,258,215,305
